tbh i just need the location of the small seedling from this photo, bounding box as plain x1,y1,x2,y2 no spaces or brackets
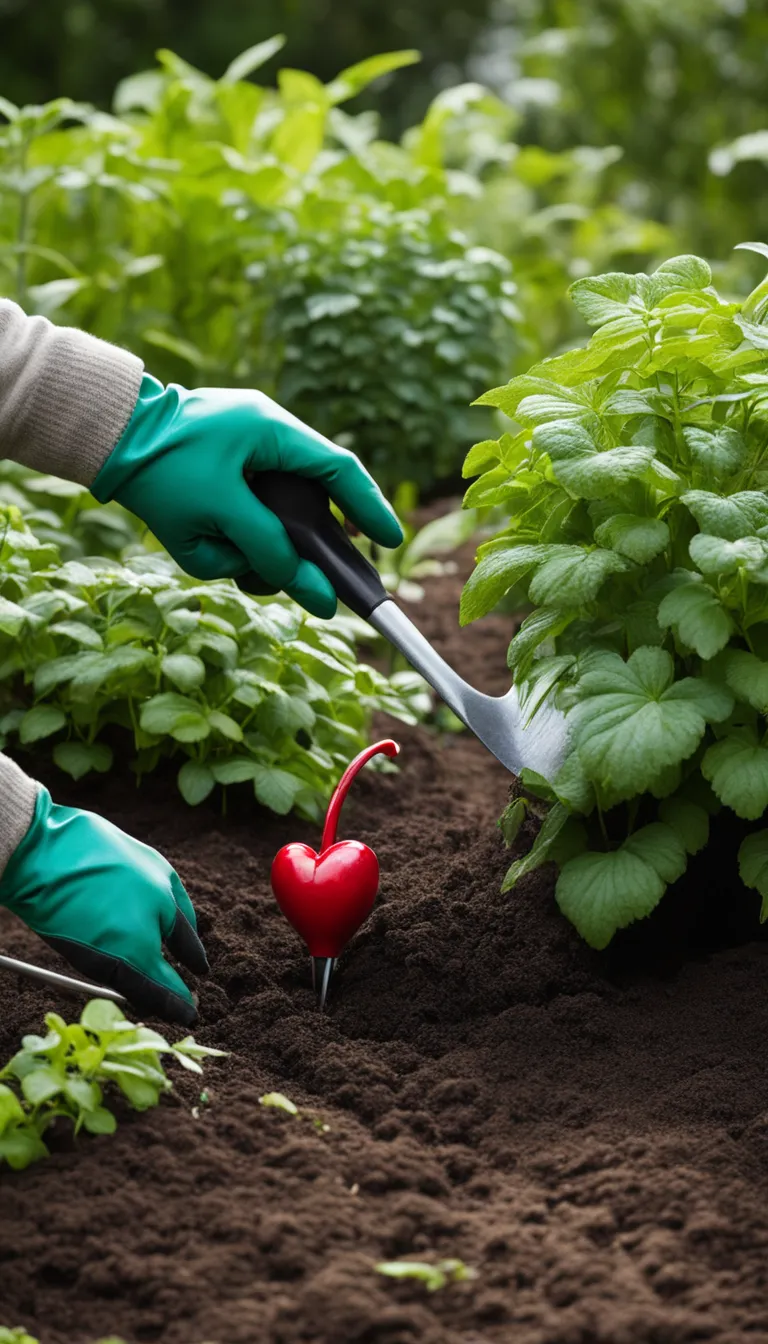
259,1092,299,1116
0,999,226,1171
259,1091,330,1133
376,1259,478,1292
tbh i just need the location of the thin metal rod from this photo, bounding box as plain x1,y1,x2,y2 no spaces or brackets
0,952,128,1007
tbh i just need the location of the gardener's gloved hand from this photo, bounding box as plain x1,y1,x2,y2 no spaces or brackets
0,788,207,1025
91,376,403,618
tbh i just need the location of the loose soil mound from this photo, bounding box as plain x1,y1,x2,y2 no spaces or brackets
3,535,768,1344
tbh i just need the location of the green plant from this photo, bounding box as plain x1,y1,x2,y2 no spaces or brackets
0,998,225,1171
0,462,144,560
265,205,516,490
0,504,429,817
376,1259,477,1292
462,244,768,948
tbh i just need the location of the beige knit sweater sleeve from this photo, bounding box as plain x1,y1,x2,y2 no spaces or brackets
0,298,145,877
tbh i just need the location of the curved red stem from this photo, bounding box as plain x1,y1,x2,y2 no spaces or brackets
320,739,400,852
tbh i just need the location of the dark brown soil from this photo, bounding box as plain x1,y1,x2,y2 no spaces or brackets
3,534,768,1344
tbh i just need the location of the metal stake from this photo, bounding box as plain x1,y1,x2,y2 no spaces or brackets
0,951,128,1007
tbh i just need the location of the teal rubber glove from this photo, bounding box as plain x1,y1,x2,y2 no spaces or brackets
0,788,207,1025
92,375,403,618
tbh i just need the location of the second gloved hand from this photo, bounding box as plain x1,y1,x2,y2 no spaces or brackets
0,789,207,1025
91,377,404,618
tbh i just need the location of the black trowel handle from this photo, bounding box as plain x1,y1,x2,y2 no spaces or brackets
245,471,389,620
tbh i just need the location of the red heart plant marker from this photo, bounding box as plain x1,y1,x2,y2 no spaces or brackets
271,738,400,1007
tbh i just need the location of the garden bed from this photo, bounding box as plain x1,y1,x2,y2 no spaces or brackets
2,546,768,1344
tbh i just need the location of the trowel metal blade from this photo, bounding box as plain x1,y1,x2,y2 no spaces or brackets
369,600,569,779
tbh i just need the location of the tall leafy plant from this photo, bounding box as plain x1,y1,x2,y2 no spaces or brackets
462,244,768,947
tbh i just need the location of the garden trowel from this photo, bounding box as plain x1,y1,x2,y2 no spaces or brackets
242,472,569,781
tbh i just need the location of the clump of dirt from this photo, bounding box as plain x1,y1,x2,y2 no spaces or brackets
3,544,768,1344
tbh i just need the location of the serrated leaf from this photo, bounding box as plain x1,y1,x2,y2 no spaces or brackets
702,729,768,819
556,846,667,949
570,646,733,803
569,272,637,326
657,577,734,658
683,426,748,481
535,420,654,498
594,514,669,563
528,547,629,609
460,543,545,624
689,532,768,579
682,490,768,540
738,829,768,919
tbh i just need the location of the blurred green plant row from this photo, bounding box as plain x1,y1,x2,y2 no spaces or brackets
0,41,677,493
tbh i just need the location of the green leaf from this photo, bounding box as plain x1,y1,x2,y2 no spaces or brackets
81,999,126,1032
689,533,768,579
556,846,668,949
739,830,768,919
535,421,654,498
115,1072,161,1111
53,741,113,780
210,757,261,785
682,490,768,540
21,1066,63,1106
19,704,67,744
207,710,244,742
568,272,637,326
659,797,710,855
501,803,585,891
0,595,30,636
221,35,286,83
82,1106,118,1135
593,514,669,564
460,544,545,624
657,577,734,658
177,761,216,806
507,608,573,678
683,427,749,481
326,50,420,105
528,547,629,609
0,1127,50,1170
49,620,103,649
649,254,712,301
623,822,687,884
702,729,768,819
140,693,210,743
570,647,733,804
722,649,768,712
499,797,527,846
161,653,206,691
252,765,303,814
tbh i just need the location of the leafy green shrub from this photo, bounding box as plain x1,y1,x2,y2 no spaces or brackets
0,505,428,816
0,997,224,1171
462,244,768,948
265,204,516,490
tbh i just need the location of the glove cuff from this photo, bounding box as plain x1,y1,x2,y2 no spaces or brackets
0,754,39,883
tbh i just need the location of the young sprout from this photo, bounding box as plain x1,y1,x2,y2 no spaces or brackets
376,1259,478,1292
259,1092,299,1116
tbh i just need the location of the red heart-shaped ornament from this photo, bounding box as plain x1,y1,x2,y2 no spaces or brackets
271,839,380,957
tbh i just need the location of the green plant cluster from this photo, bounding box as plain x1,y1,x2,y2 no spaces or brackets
0,997,225,1171
0,462,143,560
266,205,515,491
0,504,428,814
462,244,768,948
0,46,520,493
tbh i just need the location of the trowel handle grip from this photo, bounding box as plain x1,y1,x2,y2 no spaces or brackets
244,470,389,620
